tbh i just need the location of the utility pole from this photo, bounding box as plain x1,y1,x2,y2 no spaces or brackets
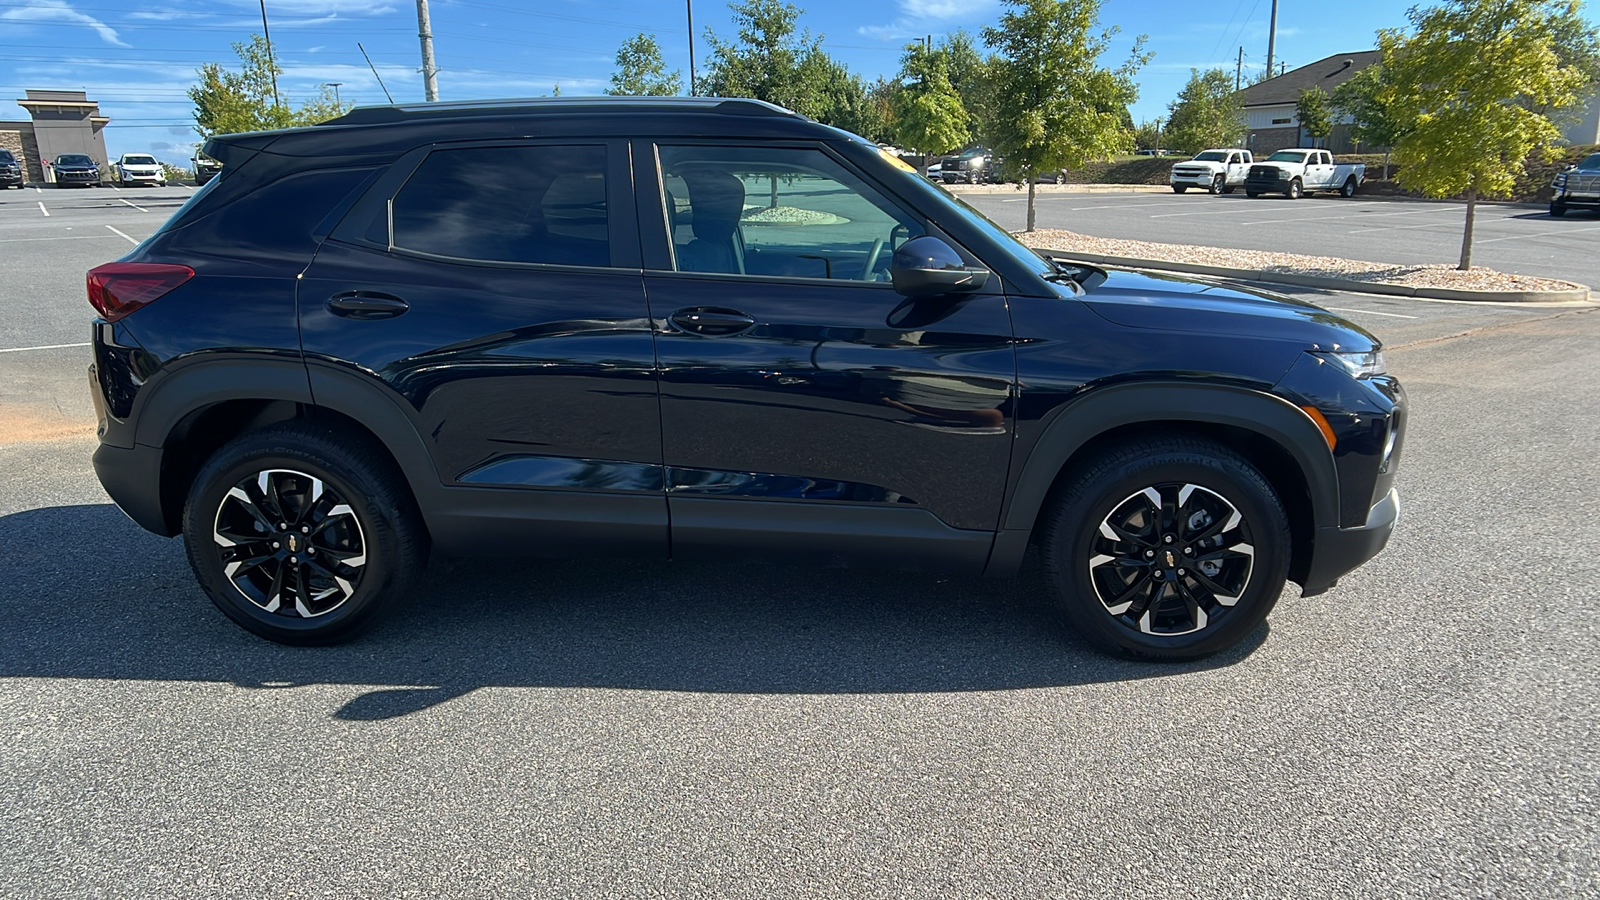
687,0,696,95
1265,0,1278,81
259,0,279,108
1236,46,1244,91
415,0,439,102
359,43,394,103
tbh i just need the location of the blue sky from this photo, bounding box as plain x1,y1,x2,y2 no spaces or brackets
1,0,1596,164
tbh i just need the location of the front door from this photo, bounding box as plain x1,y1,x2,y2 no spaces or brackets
636,141,1016,571
300,140,666,554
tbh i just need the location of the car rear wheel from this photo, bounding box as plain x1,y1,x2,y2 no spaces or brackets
1286,178,1303,199
1340,177,1358,198
1210,174,1225,194
1053,172,1065,184
182,421,428,645
1039,437,1290,660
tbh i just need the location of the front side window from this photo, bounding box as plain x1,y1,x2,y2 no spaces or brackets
658,145,923,282
390,145,608,267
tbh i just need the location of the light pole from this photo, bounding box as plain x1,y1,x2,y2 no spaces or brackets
686,0,696,95
327,82,343,107
259,0,279,108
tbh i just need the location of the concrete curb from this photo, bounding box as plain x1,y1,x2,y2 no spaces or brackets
1035,249,1594,303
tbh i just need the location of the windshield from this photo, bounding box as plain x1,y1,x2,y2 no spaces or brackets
58,154,93,166
123,155,157,165
1267,151,1307,163
959,148,987,159
1193,151,1227,162
0,150,14,161
1580,153,1600,171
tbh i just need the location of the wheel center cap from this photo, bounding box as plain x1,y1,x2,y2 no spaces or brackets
286,534,300,553
1162,548,1177,568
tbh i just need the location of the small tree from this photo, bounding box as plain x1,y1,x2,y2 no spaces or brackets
703,0,832,118
1162,68,1245,154
189,36,352,137
1132,118,1162,152
1332,64,1411,178
608,33,682,96
1378,0,1589,270
984,0,1149,231
1295,86,1334,148
891,41,969,175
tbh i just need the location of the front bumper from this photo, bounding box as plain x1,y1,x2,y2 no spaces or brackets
1554,189,1600,207
1301,488,1399,596
1246,175,1290,193
56,171,98,184
1170,170,1218,186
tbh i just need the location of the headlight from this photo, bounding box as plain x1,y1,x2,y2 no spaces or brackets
1311,349,1386,378
1554,173,1568,187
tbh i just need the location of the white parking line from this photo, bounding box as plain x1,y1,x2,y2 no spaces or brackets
0,341,90,354
1149,205,1276,219
1325,307,1418,319
37,200,48,216
105,225,140,245
118,198,148,212
111,183,121,191
1241,206,1461,227
1473,224,1600,245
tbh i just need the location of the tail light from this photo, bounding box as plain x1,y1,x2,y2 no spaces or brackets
86,262,194,322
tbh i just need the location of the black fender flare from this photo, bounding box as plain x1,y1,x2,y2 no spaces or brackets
133,354,313,448
987,382,1338,576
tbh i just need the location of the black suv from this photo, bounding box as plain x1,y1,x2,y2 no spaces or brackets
53,153,100,187
88,98,1405,659
0,149,22,188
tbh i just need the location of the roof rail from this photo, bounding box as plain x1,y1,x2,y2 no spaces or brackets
320,96,802,128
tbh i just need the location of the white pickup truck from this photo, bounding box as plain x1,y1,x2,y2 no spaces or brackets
1244,149,1364,199
1169,148,1253,194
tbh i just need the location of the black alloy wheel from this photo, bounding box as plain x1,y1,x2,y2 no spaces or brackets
1210,173,1225,194
1040,437,1290,660
183,422,427,645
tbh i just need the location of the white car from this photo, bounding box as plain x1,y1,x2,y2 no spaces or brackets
113,153,166,187
1170,148,1253,194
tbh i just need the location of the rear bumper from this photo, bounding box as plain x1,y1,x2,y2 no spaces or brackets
93,441,175,536
1301,488,1399,596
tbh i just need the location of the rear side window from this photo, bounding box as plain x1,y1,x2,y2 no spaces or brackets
159,167,378,259
389,145,609,267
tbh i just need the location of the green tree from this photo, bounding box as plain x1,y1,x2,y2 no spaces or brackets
1162,68,1245,154
983,0,1149,231
608,33,682,96
1377,0,1590,269
891,41,970,175
703,0,830,117
941,30,999,144
189,35,351,138
1295,86,1334,147
1132,118,1163,152
1331,64,1411,177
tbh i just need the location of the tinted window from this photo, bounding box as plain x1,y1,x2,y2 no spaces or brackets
390,145,608,267
160,167,376,260
58,154,93,166
1194,151,1226,162
123,155,158,165
1267,151,1307,163
0,150,14,161
659,145,923,282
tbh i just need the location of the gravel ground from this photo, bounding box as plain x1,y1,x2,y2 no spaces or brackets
1025,228,1586,292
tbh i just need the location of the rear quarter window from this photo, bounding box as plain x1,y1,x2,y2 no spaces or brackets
154,167,379,262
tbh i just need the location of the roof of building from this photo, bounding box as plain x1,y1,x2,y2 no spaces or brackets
1241,50,1381,107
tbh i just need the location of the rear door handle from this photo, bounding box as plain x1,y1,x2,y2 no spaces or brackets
669,307,757,336
327,291,409,320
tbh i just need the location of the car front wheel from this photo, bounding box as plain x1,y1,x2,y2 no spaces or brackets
1210,174,1225,194
1040,437,1290,660
1172,185,1188,194
1551,202,1567,217
182,422,428,645
1286,178,1303,199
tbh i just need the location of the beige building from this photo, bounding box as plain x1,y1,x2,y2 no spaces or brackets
0,89,111,184
1239,51,1381,157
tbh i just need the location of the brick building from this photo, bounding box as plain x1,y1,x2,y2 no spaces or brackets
0,89,111,185
1239,51,1381,157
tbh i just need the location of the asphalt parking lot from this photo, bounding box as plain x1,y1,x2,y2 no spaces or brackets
962,189,1600,289
3,184,1599,897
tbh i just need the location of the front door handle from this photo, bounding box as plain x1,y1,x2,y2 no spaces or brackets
669,307,757,336
327,291,409,320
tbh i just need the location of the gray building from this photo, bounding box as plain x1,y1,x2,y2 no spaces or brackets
0,89,111,185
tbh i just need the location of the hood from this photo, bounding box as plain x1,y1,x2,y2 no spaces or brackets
1081,268,1379,351
56,162,97,171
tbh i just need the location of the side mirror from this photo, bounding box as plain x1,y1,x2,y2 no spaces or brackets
890,236,991,296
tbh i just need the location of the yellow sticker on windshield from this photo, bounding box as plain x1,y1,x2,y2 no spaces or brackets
879,148,917,173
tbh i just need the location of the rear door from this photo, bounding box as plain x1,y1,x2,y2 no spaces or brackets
634,140,1016,571
299,139,666,555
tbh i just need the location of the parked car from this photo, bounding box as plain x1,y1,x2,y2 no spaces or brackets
87,97,1404,660
1550,152,1600,217
114,153,167,187
1244,149,1364,199
925,159,943,181
0,148,22,188
942,146,1000,183
192,152,222,186
52,153,100,187
1169,149,1253,194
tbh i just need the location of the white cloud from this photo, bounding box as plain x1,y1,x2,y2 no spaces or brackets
858,0,999,42
0,0,128,47
219,0,395,14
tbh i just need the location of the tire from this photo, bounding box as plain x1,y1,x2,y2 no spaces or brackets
1340,176,1357,198
1039,437,1290,661
1245,191,1260,198
1550,202,1567,218
182,421,428,645
1210,174,1225,194
1172,185,1188,194
1286,178,1303,199
1054,172,1065,185
1221,185,1235,194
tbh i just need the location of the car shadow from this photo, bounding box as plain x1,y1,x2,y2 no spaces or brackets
0,504,1267,719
